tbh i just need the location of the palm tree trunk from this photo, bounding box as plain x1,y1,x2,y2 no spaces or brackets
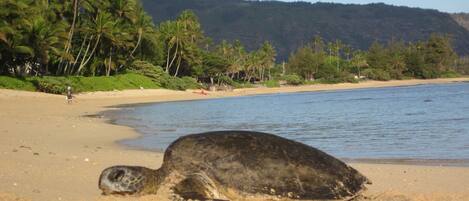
130,29,142,58
72,35,88,75
174,55,182,77
165,44,172,72
78,34,101,73
261,67,265,81
66,0,79,54
107,47,112,76
58,0,79,75
268,68,272,80
166,41,179,73
76,35,94,74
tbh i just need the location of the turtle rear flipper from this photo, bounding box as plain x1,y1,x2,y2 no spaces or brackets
173,172,228,201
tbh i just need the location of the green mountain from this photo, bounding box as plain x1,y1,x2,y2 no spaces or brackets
142,0,469,60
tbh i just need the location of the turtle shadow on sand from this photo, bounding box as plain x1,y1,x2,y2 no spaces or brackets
99,131,371,201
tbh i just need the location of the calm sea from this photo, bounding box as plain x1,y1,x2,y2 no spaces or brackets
107,83,469,160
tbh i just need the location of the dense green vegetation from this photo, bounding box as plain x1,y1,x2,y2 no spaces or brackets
286,34,462,82
0,0,277,93
0,0,468,94
0,73,159,94
1,0,153,77
142,0,469,61
0,76,36,91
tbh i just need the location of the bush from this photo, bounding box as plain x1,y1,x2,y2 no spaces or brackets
262,79,280,88
129,60,171,87
0,76,36,91
421,67,439,79
130,60,200,90
283,74,304,85
73,74,159,92
316,78,342,84
29,73,159,94
362,68,391,81
314,72,358,84
179,76,201,89
217,75,236,86
164,76,201,90
29,77,74,94
231,81,254,89
303,80,322,85
338,72,359,83
440,71,461,78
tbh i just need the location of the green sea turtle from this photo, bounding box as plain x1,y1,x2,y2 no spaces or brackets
99,131,370,200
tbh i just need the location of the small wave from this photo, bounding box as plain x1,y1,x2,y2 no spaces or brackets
352,97,374,101
158,129,177,132
302,97,374,104
405,112,426,116
441,117,469,122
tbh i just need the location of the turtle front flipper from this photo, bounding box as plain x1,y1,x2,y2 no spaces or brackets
172,172,228,201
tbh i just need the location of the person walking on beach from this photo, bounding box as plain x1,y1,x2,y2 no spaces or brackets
66,86,73,104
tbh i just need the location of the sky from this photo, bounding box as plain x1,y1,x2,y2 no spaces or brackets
280,0,469,13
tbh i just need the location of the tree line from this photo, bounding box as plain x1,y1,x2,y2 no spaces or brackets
0,0,467,89
0,0,276,86
286,34,465,83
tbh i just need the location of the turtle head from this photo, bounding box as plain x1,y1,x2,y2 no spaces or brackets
99,166,157,195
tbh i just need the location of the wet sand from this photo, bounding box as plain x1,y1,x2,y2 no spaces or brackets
1,78,469,201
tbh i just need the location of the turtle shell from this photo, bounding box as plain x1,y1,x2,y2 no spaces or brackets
159,131,369,200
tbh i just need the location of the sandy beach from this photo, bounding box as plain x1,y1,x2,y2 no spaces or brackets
1,78,469,201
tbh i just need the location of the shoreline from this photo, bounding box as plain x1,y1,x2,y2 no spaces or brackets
104,78,469,168
1,78,469,201
105,106,469,168
345,158,469,167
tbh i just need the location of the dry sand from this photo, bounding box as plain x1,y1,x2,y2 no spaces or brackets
1,78,469,201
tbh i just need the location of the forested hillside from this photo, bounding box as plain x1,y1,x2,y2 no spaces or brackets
142,0,469,60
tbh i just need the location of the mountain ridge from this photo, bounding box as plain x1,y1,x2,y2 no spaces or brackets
452,13,469,32
142,0,469,60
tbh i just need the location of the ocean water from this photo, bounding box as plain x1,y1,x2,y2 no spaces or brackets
108,83,469,160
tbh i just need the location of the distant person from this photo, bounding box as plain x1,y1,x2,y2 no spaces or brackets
66,86,73,104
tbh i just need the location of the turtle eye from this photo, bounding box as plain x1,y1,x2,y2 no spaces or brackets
109,169,125,182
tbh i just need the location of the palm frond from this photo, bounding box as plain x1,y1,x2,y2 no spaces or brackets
14,45,35,56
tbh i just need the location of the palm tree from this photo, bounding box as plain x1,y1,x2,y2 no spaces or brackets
351,51,368,78
76,12,115,75
244,51,260,82
0,0,35,75
129,4,154,58
57,0,79,75
23,16,68,75
216,41,236,77
109,0,136,23
101,19,132,76
258,41,276,81
231,40,247,79
0,24,35,76
173,11,205,77
160,10,205,77
160,20,182,74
